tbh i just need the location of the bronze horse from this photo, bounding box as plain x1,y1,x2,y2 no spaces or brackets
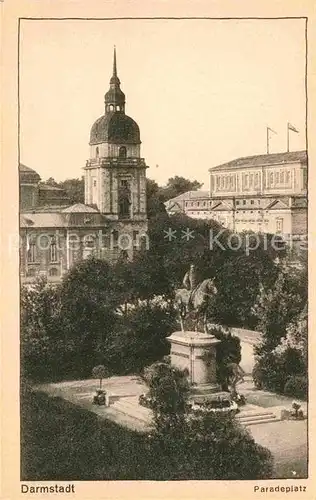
174,278,218,333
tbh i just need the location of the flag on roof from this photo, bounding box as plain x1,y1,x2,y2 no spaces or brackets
288,122,299,133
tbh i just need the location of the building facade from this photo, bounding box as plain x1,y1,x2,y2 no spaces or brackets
208,151,307,236
166,151,307,239
20,49,148,284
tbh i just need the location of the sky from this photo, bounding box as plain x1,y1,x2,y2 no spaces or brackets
19,18,306,189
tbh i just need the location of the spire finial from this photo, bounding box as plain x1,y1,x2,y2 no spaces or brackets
113,46,117,78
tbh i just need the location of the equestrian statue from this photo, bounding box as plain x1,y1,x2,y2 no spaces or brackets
174,264,218,334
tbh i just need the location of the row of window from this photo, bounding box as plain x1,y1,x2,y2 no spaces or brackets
186,199,267,209
95,146,127,159
267,170,291,187
27,242,58,263
236,199,261,205
26,231,142,263
215,174,237,190
185,200,209,208
106,104,123,112
27,267,59,277
214,169,292,191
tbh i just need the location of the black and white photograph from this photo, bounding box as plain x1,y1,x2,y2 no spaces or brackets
12,12,310,488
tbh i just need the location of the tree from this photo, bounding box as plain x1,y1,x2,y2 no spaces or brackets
20,277,77,382
253,264,307,355
159,176,203,202
92,365,107,390
104,304,178,374
44,177,59,187
59,257,122,366
44,177,85,204
146,178,167,218
58,177,84,204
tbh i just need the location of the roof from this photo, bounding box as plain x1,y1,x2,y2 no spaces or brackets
90,112,140,145
19,163,41,182
62,203,99,213
209,150,307,172
20,205,107,230
19,163,37,173
20,213,65,228
39,184,64,191
165,190,209,205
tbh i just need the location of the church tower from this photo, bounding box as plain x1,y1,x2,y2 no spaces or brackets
84,48,148,257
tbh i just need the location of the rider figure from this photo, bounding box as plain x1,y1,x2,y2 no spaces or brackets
183,264,199,311
183,264,199,291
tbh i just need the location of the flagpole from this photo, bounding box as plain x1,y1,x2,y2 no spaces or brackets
287,122,289,153
266,127,269,154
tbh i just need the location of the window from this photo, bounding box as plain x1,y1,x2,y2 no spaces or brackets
109,104,114,111
280,171,284,183
93,180,97,187
116,105,121,111
245,175,249,187
243,200,246,205
112,230,119,247
303,169,307,189
27,241,36,263
119,146,127,158
84,235,95,248
49,268,58,277
250,174,254,187
275,172,280,184
255,173,259,186
270,173,274,186
120,179,128,188
251,200,254,205
258,199,261,205
236,200,240,205
27,268,36,277
276,219,283,233
50,238,57,262
286,171,291,184
197,202,200,207
96,147,99,158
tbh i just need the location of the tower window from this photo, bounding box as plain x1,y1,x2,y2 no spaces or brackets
119,146,127,158
49,267,58,277
109,104,114,111
96,147,99,158
116,105,121,111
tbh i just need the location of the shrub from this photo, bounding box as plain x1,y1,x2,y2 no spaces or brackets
144,361,190,434
284,375,308,400
142,360,273,480
21,335,81,382
208,325,241,391
253,346,306,395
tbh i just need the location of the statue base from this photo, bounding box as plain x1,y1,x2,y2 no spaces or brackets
166,331,221,391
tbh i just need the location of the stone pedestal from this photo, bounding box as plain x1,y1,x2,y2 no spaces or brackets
167,331,221,392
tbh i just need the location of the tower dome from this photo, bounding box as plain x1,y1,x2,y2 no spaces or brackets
89,47,141,146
